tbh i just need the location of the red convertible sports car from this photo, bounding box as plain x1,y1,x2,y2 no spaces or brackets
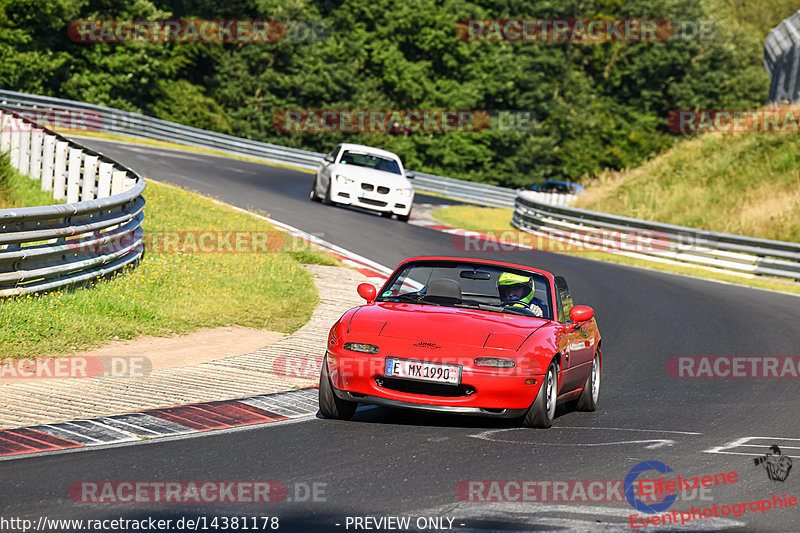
318,257,601,427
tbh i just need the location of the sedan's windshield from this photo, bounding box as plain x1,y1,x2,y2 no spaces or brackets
377,261,553,319
339,150,402,175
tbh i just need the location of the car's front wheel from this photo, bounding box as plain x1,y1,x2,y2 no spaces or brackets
318,356,357,420
575,347,601,411
522,359,558,428
310,177,322,202
323,182,335,205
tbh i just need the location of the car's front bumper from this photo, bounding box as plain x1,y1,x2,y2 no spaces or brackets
326,351,542,414
333,388,529,418
330,181,413,215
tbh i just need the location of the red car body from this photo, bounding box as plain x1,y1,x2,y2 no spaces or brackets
319,256,602,426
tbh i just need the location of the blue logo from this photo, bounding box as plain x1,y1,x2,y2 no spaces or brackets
624,461,677,514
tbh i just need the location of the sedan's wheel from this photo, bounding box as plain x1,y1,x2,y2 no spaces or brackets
309,178,321,202
318,356,357,420
380,211,393,218
323,182,335,206
397,209,411,222
522,360,558,428
575,348,601,411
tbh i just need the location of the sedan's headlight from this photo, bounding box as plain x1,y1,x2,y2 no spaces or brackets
474,357,515,368
344,342,379,354
395,187,413,198
335,174,354,184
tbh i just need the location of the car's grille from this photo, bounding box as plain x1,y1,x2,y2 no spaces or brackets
375,377,474,397
377,186,390,194
359,197,388,207
394,203,406,209
361,183,374,191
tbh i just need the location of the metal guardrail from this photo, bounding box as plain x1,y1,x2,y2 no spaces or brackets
513,191,800,281
0,108,146,297
765,10,800,104
0,90,582,208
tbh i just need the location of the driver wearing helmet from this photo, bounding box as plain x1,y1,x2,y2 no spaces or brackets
497,272,545,317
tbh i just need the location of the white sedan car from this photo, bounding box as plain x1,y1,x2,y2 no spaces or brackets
310,143,415,221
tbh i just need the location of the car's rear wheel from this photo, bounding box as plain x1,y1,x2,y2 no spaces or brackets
318,356,357,420
522,360,558,428
575,347,601,411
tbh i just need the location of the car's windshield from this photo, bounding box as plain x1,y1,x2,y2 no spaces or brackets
377,261,552,319
339,150,402,175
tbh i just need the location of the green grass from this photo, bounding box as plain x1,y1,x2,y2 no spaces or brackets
575,129,800,243
0,180,338,359
431,205,800,296
0,152,64,208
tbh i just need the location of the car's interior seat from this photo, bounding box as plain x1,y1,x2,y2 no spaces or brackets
424,279,462,305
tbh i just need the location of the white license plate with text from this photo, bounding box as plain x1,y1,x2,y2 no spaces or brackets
384,358,461,385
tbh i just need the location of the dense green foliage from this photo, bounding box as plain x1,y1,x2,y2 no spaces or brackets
0,0,780,187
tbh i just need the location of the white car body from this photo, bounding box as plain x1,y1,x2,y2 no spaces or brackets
311,143,415,221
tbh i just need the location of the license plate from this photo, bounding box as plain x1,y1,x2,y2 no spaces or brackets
384,358,461,385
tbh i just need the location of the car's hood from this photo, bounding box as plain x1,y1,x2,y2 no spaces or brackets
331,164,411,187
347,303,548,351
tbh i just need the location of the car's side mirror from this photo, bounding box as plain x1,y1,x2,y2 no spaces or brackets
405,170,415,179
357,283,377,303
569,305,594,323
323,155,334,163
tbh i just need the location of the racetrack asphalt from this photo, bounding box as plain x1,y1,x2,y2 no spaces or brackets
1,137,798,532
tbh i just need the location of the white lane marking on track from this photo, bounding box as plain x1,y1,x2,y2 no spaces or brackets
704,436,800,457
556,426,702,435
470,428,676,449
469,426,706,449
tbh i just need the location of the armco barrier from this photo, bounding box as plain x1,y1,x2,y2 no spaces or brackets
513,191,800,281
0,90,580,209
0,108,145,297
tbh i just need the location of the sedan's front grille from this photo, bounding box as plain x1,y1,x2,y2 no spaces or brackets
377,186,390,194
375,377,474,397
359,197,388,207
361,183,374,191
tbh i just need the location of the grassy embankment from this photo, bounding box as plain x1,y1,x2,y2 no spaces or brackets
0,153,336,359
433,129,800,295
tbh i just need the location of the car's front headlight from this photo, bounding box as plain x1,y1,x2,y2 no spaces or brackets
344,342,379,354
335,174,354,184
474,357,515,368
395,187,413,198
